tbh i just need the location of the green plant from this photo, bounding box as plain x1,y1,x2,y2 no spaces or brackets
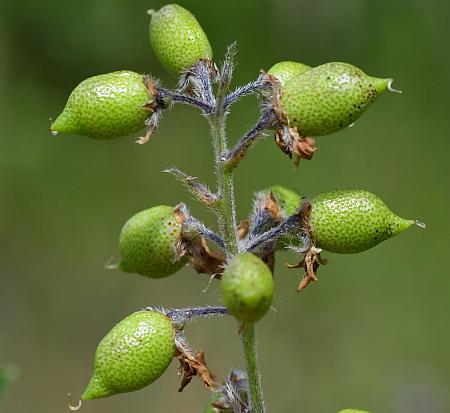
53,4,425,412
118,205,187,278
82,310,176,400
221,252,274,324
51,71,155,140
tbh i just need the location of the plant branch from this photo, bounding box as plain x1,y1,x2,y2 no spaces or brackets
191,45,267,413
159,88,214,113
164,167,220,207
241,324,265,413
182,216,226,249
218,42,237,98
241,199,311,252
166,306,230,325
223,74,271,111
207,51,239,256
222,110,278,171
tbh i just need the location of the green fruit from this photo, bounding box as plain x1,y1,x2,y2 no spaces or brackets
149,4,213,76
259,186,302,249
221,253,274,324
278,62,391,136
82,310,176,400
264,185,302,218
267,61,311,86
310,189,416,254
51,71,153,140
119,205,187,278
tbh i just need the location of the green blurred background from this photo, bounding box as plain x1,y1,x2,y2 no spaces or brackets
1,0,449,412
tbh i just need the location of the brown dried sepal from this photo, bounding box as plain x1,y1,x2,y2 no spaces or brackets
237,219,251,240
177,350,217,392
275,127,318,168
287,246,328,291
187,236,225,278
265,191,282,221
181,59,218,95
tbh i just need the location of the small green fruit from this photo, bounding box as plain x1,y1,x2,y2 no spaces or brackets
51,71,153,140
259,186,302,249
82,310,176,400
119,205,187,278
221,253,274,324
267,61,311,86
310,189,416,254
278,62,391,136
264,185,302,218
149,4,213,76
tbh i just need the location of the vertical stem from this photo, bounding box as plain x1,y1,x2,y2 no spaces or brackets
242,324,265,413
206,52,266,412
209,100,238,256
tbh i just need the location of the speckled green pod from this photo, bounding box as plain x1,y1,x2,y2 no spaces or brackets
82,310,176,400
267,61,311,86
51,71,153,140
278,62,391,136
149,4,213,76
263,186,302,249
310,190,416,254
264,185,302,218
119,205,187,278
221,253,274,324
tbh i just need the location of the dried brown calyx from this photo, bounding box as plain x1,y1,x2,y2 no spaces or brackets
287,246,328,291
275,126,318,168
176,349,217,392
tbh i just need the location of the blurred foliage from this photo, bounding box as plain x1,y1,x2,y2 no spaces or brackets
0,365,18,401
0,0,449,412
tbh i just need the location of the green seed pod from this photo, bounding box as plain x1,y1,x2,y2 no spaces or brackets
265,186,302,249
119,205,187,278
310,189,418,254
267,61,311,86
221,252,274,324
82,310,176,400
278,62,393,136
149,4,213,76
264,185,302,218
51,71,154,140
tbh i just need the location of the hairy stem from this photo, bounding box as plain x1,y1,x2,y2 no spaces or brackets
223,110,277,171
209,68,239,256
166,306,229,325
210,116,238,256
241,324,265,413
202,46,267,413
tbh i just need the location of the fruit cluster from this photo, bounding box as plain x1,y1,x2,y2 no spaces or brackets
53,4,423,413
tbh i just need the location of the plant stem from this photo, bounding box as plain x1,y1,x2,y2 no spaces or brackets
209,106,238,256
206,50,266,412
242,324,265,413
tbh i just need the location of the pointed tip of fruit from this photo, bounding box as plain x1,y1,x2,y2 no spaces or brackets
415,219,427,229
369,76,389,95
81,374,116,400
386,78,402,94
393,217,416,236
370,77,402,95
50,108,79,136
